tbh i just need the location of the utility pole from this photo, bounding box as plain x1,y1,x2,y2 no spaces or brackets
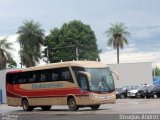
20,61,22,68
76,47,79,61
20,44,22,68
46,48,49,64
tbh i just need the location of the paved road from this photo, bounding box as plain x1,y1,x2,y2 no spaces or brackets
0,99,160,120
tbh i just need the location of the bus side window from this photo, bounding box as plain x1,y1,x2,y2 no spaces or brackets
18,73,27,84
62,71,70,80
51,73,58,81
40,72,47,82
61,67,74,83
50,69,59,81
6,74,13,84
28,73,37,83
12,75,18,84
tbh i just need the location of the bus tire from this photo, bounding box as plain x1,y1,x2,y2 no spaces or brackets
90,105,100,110
41,106,52,111
68,98,79,111
22,99,33,111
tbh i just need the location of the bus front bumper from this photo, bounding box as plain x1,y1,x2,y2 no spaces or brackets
89,92,116,105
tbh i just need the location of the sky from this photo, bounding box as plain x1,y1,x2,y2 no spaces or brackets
0,0,160,68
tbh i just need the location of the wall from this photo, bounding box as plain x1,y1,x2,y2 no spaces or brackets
0,69,16,103
0,69,7,103
108,62,153,88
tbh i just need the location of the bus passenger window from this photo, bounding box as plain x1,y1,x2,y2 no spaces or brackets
51,73,58,81
50,69,59,81
6,74,13,84
29,74,37,83
62,71,70,80
12,75,18,84
18,74,27,84
19,79,26,84
40,73,46,82
61,68,74,83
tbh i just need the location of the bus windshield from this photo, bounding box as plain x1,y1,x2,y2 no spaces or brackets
86,68,115,93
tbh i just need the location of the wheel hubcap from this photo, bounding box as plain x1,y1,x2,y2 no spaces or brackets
70,101,75,108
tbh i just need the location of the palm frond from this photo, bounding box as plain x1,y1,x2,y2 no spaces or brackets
0,38,14,54
122,37,129,45
3,49,12,60
107,38,114,47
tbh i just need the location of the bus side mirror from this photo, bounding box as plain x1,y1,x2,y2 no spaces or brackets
111,71,119,80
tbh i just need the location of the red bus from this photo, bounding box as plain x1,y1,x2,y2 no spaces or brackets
6,61,117,111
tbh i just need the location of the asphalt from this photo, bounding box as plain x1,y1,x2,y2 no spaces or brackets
0,99,160,120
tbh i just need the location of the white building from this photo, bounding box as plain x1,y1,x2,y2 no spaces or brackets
108,62,153,88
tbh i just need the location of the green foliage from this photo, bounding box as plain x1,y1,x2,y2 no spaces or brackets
17,20,45,67
153,67,160,76
105,23,130,64
0,38,14,69
7,57,17,68
44,20,100,63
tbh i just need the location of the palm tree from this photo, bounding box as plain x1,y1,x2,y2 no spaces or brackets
0,38,14,69
17,20,45,67
106,23,130,64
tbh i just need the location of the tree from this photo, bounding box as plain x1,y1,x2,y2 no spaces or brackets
153,67,160,76
44,20,100,63
106,23,130,64
7,57,17,68
0,38,14,69
17,20,45,67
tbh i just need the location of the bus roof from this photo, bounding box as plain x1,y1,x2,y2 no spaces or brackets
23,61,107,72
7,61,108,73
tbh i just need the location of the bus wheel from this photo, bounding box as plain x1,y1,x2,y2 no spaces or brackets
68,98,79,111
90,105,100,110
41,106,52,111
22,99,33,111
